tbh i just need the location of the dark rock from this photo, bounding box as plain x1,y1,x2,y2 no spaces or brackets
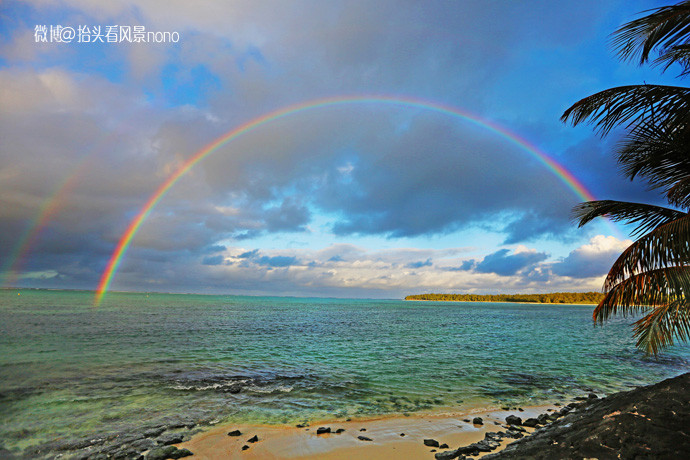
357,436,372,441
247,435,259,443
536,414,549,425
156,433,184,446
241,445,249,451
316,427,331,435
435,450,460,460
557,407,571,417
145,446,193,460
335,428,345,434
143,427,166,438
518,408,524,412
462,419,471,423
485,432,504,442
554,403,561,406
481,373,690,460
505,430,524,439
474,440,497,452
573,396,587,401
505,415,522,426
227,384,242,394
509,425,526,432
359,428,366,431
472,417,483,425
227,430,242,436
588,393,598,399
129,438,156,451
522,418,539,427
295,423,308,428
430,449,436,452
439,443,449,449
400,433,406,437
424,439,440,447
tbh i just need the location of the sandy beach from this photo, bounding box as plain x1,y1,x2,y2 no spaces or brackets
175,405,551,459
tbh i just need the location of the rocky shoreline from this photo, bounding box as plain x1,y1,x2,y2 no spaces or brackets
7,373,688,459
433,372,689,460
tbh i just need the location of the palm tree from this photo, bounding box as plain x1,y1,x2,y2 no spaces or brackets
561,1,690,355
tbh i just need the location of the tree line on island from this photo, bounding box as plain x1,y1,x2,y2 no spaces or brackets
405,292,604,304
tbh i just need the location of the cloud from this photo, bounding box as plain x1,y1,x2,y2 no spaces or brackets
551,235,632,278
473,247,549,276
0,0,658,298
201,254,224,265
406,258,432,269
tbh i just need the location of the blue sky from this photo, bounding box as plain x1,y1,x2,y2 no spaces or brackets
0,0,680,298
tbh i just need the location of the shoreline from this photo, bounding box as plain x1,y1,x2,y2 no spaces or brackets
173,404,556,459
404,299,598,305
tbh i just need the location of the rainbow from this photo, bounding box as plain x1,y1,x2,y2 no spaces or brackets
95,95,602,305
0,157,92,288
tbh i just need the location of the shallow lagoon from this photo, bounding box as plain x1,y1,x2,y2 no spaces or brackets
1,289,688,456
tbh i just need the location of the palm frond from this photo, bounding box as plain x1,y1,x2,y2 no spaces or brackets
616,121,690,206
604,213,690,290
594,266,690,323
654,44,690,76
561,84,690,135
667,177,690,208
611,1,690,71
572,200,685,236
633,299,690,355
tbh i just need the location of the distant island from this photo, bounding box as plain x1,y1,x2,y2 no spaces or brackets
405,292,604,304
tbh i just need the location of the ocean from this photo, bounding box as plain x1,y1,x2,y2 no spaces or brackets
1,289,688,457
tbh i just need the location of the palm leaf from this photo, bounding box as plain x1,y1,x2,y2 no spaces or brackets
604,213,690,290
654,44,690,76
616,122,690,205
667,177,690,208
572,200,685,237
561,84,690,135
611,1,690,71
633,299,690,355
594,266,690,323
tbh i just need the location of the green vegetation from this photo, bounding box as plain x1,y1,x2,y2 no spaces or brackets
562,1,690,354
405,292,604,304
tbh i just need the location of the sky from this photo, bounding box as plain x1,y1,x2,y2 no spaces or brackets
0,0,681,299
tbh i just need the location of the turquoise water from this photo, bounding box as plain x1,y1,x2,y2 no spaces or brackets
1,289,689,456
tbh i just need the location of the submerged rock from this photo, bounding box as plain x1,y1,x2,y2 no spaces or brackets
357,436,372,441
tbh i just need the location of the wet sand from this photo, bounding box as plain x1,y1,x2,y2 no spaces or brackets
176,405,551,459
